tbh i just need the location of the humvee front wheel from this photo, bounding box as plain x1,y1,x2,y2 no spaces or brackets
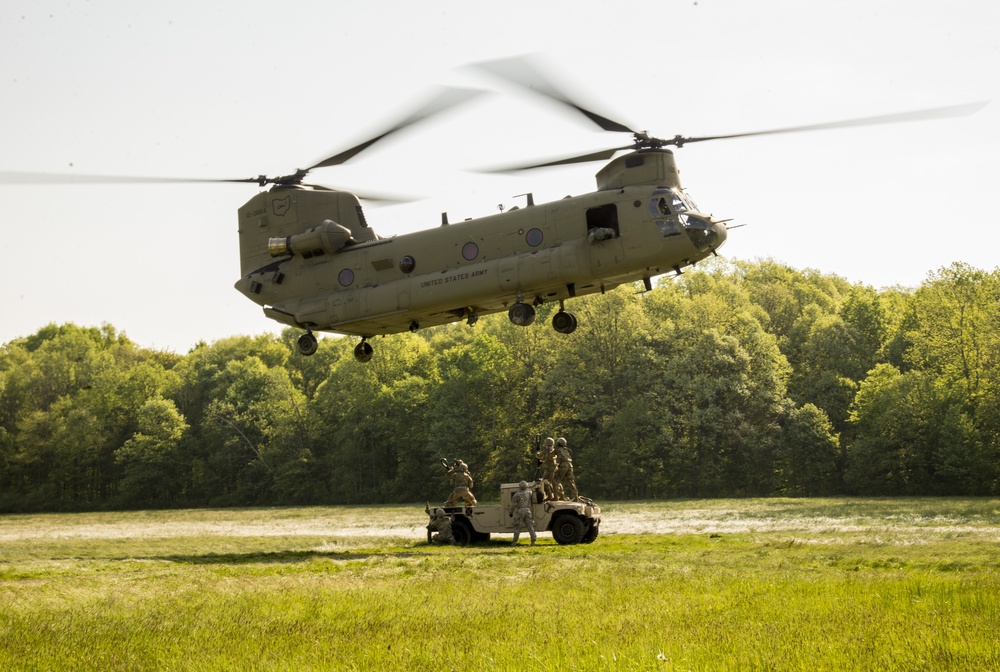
582,522,599,543
552,514,586,545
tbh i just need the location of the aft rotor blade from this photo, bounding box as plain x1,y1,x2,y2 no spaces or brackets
0,171,250,184
471,55,636,134
673,101,990,146
306,86,483,170
0,171,414,202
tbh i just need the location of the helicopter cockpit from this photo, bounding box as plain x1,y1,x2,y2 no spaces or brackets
649,187,724,252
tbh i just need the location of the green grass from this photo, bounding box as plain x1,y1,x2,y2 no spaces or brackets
2,499,999,671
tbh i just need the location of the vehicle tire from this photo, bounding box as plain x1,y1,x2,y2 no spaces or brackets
297,332,318,356
551,514,586,545
451,517,473,545
582,521,599,543
508,302,536,326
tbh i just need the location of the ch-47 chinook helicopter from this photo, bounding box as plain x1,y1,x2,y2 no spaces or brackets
231,57,984,362
3,59,985,362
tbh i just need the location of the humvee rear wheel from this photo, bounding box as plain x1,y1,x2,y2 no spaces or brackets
451,517,473,545
552,514,586,545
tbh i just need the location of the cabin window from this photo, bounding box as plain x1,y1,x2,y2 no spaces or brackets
586,203,619,237
526,228,543,247
462,242,479,261
399,255,416,273
338,269,354,287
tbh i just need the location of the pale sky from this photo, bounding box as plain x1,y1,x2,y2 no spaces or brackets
2,0,997,352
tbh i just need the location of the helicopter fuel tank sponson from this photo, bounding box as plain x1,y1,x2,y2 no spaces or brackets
268,220,357,258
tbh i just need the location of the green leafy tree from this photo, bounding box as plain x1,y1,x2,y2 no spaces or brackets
115,397,189,507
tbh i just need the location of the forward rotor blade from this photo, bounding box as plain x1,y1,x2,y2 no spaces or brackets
673,101,990,146
306,86,483,170
485,145,631,173
471,55,636,134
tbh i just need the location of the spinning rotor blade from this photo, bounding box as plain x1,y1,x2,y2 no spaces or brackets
670,101,990,147
1,85,482,196
0,171,412,203
0,171,242,184
485,146,630,173
304,86,483,170
471,55,636,134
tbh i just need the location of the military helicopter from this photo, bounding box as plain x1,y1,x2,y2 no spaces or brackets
232,58,984,361
3,58,985,362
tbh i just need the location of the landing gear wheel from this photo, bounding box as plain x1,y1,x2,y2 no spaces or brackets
552,311,578,334
297,332,318,356
552,514,586,545
508,302,536,326
354,341,373,363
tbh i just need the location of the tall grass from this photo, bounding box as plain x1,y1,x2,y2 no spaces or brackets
2,499,999,671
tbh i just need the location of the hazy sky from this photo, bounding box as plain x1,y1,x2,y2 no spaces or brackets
2,0,997,352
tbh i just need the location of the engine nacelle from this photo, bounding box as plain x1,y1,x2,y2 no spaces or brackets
268,220,356,258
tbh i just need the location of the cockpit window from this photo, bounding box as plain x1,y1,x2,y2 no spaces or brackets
650,188,698,215
671,189,698,213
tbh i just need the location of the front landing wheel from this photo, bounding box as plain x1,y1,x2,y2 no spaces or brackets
297,332,318,356
354,341,373,363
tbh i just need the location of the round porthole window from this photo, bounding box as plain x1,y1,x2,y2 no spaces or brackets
462,242,479,261
338,268,354,286
526,228,543,247
399,255,416,273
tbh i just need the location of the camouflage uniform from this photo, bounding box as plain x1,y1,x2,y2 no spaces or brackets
444,461,478,507
535,437,558,500
509,481,536,545
427,509,456,545
553,437,579,501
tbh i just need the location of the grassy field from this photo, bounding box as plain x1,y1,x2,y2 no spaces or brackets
2,499,999,671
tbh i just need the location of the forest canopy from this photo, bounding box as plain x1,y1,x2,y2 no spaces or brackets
2,259,998,512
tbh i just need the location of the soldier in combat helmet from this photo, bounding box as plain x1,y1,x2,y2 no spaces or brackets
443,459,478,507
509,481,536,546
427,508,456,545
534,437,558,500
553,437,579,501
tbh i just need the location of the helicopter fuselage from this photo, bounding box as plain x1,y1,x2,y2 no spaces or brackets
234,149,727,344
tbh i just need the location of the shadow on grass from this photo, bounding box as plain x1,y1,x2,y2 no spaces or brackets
152,539,527,566
153,549,433,565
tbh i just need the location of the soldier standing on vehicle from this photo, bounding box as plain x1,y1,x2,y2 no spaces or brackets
444,459,478,507
509,481,536,546
535,437,557,500
554,437,579,501
427,508,456,545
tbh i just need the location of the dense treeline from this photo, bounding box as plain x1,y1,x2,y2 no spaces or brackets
2,259,999,512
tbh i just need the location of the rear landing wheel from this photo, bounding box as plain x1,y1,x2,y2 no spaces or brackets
354,340,373,363
297,332,318,356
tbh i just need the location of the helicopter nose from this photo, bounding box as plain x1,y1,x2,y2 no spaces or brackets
711,218,728,250
683,214,727,252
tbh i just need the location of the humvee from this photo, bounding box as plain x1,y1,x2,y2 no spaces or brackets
428,481,601,545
